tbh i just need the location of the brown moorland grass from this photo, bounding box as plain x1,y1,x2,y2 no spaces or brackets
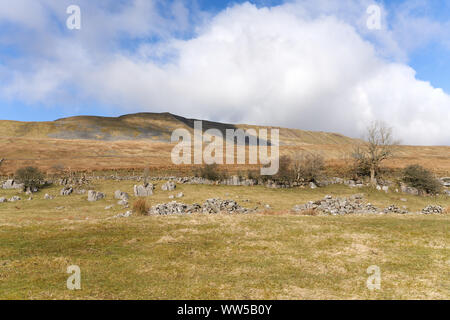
0,138,449,175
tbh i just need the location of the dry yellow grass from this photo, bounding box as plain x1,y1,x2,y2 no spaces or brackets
0,181,448,299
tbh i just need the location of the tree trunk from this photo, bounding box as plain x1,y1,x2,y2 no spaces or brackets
370,166,376,185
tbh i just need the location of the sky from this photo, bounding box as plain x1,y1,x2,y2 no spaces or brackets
0,0,449,145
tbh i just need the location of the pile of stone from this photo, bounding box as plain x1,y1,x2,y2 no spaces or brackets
421,205,444,214
383,205,408,214
148,201,202,215
134,183,154,197
161,181,176,191
60,187,73,196
292,194,379,215
201,198,252,214
147,198,252,215
87,190,105,202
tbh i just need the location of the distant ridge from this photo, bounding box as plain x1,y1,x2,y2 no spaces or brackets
0,112,358,145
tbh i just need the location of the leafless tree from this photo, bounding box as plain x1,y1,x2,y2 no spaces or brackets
352,121,399,185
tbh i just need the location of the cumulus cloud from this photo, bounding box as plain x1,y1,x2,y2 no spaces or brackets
0,0,449,145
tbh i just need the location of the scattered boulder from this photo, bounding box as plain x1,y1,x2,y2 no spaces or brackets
117,199,129,206
134,183,154,197
114,190,129,201
401,184,419,196
161,181,176,191
60,187,73,196
422,205,444,214
309,182,317,189
176,192,184,198
9,196,21,202
87,190,105,202
0,197,7,203
382,186,389,193
105,205,114,210
44,194,54,200
439,177,450,187
114,211,133,218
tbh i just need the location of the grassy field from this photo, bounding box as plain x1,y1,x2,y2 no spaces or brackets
0,182,448,299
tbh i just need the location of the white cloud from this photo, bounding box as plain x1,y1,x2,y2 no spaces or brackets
1,0,449,145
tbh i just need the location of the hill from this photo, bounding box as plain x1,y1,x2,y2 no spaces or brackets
0,112,448,174
0,112,357,145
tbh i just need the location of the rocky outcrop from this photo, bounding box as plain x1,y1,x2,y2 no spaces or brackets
161,181,176,191
2,179,24,190
134,183,154,197
114,190,129,200
400,184,419,195
60,187,73,196
87,190,105,202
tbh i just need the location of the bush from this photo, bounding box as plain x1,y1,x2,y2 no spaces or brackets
15,166,44,191
132,199,149,215
402,164,442,195
197,164,223,181
293,153,325,182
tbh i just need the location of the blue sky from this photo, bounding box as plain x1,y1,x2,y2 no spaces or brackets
0,0,449,145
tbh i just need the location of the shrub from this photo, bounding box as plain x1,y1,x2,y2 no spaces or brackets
15,166,44,191
402,164,442,195
198,164,223,181
132,199,149,215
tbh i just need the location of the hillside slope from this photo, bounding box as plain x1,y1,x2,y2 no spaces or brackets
0,112,357,145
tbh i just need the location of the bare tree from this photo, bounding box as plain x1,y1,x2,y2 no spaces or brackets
352,121,398,185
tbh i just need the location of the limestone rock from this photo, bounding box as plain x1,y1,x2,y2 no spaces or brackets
134,183,153,197
87,190,105,202
161,181,176,191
